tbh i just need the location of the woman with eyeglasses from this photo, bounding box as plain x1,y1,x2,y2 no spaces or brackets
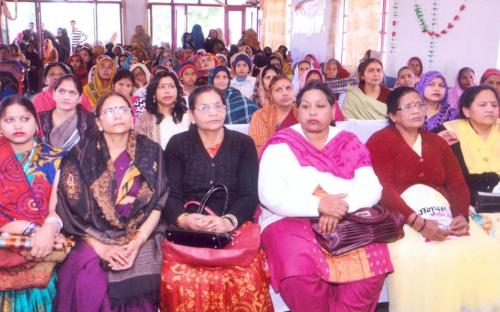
366,87,500,312
161,85,272,311
38,74,97,152
55,91,169,311
135,71,191,149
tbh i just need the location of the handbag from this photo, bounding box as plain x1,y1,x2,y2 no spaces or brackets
163,184,261,267
476,191,500,213
165,184,232,249
311,205,405,256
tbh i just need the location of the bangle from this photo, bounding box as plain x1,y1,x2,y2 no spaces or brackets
417,219,427,232
23,222,40,235
44,216,63,234
409,214,418,227
176,213,189,226
222,214,238,230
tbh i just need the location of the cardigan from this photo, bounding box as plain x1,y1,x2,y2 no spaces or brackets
163,126,259,226
366,126,470,219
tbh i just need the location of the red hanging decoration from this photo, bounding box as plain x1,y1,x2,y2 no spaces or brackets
414,1,468,39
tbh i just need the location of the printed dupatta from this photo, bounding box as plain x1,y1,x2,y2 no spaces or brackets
0,136,62,227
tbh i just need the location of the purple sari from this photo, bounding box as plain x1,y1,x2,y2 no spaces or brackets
56,151,157,312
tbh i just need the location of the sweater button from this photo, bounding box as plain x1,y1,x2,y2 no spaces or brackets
419,158,424,163
418,172,424,178
211,162,215,167
210,180,214,185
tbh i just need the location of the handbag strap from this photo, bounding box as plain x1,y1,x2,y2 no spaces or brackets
197,184,229,216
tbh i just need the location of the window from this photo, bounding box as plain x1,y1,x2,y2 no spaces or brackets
41,3,96,44
187,6,224,35
5,2,36,45
151,5,172,46
1,0,123,45
97,3,122,44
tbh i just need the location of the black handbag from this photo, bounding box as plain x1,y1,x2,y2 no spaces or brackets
165,184,232,249
476,192,500,213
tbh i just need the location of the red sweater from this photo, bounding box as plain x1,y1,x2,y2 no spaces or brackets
366,126,470,219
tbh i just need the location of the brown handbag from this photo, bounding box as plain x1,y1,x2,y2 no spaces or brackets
311,205,405,256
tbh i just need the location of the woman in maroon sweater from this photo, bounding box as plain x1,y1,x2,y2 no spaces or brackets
366,86,500,312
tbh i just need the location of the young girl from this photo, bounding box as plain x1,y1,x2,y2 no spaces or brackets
230,53,256,99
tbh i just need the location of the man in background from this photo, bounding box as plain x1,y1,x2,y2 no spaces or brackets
70,20,88,52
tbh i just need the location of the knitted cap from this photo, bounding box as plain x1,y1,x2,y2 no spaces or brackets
177,62,197,77
480,68,500,84
231,53,252,71
208,66,230,86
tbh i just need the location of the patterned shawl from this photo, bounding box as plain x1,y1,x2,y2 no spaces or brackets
57,130,167,242
415,71,458,131
0,137,63,227
56,130,168,303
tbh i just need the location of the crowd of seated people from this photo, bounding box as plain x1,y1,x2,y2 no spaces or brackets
0,21,499,312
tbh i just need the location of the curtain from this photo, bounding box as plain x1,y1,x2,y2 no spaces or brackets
262,0,287,50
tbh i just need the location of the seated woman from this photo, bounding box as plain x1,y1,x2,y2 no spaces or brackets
56,92,168,311
366,86,500,312
83,56,117,110
480,68,500,99
136,71,191,149
248,75,297,154
442,85,500,241
67,54,88,86
33,62,93,113
0,95,66,311
259,81,391,312
302,69,345,122
39,74,97,152
342,58,390,120
209,66,259,124
448,67,477,111
177,62,198,97
129,63,152,112
112,69,135,105
322,58,350,81
394,66,417,88
416,71,458,131
252,64,280,107
291,60,311,94
161,85,272,311
407,56,423,81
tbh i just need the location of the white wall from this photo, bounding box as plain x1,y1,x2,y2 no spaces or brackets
123,0,147,43
384,0,500,83
289,0,334,63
